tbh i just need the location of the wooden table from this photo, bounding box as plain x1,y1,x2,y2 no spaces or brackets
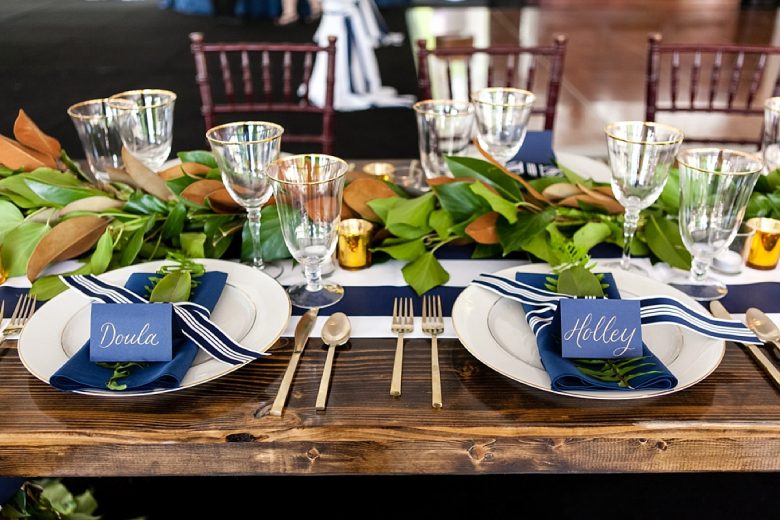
2,333,780,476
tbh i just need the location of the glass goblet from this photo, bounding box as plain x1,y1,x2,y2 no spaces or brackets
762,97,780,172
67,98,124,184
471,87,535,166
267,154,349,309
206,121,284,278
604,121,684,272
670,148,763,301
413,100,474,182
107,89,176,171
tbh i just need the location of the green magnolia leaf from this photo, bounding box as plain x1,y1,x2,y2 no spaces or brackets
0,175,50,208
644,214,692,269
366,196,400,223
472,243,502,259
469,181,518,223
1,221,50,276
429,209,454,240
746,192,773,218
386,223,431,240
89,229,113,274
497,207,556,256
402,252,450,295
60,149,93,183
178,150,218,168
260,204,290,261
74,489,98,515
556,265,605,297
119,226,147,266
572,222,611,251
30,264,91,301
24,179,105,207
658,168,680,213
140,241,173,259
207,233,233,259
754,168,780,193
26,168,81,187
0,199,24,241
373,237,426,261
433,182,491,222
0,165,19,178
181,232,207,258
124,192,169,215
445,156,523,201
150,270,192,302
161,202,187,239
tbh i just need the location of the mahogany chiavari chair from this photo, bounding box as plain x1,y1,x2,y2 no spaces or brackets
189,32,337,154
645,32,780,147
416,34,568,133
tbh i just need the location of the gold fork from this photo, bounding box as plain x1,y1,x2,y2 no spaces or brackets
422,295,445,409
390,297,414,397
0,294,37,344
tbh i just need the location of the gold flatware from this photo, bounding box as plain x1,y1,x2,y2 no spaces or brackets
0,294,36,345
390,297,413,397
710,301,780,390
315,313,352,412
422,295,444,408
271,308,318,417
746,308,780,357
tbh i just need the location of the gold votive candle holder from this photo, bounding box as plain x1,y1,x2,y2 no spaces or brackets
363,162,395,181
338,219,373,269
745,217,780,270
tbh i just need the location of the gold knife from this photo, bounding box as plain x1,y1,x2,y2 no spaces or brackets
270,308,318,417
710,301,780,390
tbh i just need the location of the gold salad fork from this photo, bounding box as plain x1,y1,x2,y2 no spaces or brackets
390,297,414,397
422,295,444,408
0,294,37,345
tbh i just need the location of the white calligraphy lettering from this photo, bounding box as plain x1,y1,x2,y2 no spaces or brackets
99,322,160,349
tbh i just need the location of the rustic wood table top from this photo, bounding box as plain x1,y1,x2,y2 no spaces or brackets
1,333,780,476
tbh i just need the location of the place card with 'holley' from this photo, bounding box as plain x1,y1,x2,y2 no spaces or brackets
556,298,643,359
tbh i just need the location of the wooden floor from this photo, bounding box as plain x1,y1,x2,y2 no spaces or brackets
408,0,780,154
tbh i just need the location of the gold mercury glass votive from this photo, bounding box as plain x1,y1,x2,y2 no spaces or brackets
338,219,374,269
363,162,395,181
745,217,780,270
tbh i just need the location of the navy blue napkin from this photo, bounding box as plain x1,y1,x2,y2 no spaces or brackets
507,130,557,176
515,272,678,392
50,271,228,392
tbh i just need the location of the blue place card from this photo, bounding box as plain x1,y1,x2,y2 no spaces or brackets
558,299,643,359
89,303,173,362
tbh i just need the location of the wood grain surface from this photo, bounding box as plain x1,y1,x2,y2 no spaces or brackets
1,337,780,476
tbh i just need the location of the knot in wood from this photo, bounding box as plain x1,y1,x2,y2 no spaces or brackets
254,403,272,418
226,432,256,443
307,447,320,462
654,440,668,451
455,359,480,379
467,442,494,463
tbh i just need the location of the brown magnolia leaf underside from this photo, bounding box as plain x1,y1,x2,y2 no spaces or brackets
59,196,124,216
158,162,211,180
473,138,550,206
0,134,56,170
465,211,500,244
27,215,110,281
343,178,396,222
13,109,61,159
205,189,242,214
122,148,175,202
180,179,225,206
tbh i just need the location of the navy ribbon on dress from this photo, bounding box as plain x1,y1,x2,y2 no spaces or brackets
472,272,762,345
60,274,265,366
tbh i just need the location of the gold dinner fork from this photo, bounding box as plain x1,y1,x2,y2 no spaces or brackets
0,294,37,345
390,297,414,397
422,294,444,409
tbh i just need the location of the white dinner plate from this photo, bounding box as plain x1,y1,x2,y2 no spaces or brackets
452,264,725,399
18,259,291,396
555,151,612,184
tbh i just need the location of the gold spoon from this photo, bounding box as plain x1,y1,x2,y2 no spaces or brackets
746,308,780,356
315,312,352,412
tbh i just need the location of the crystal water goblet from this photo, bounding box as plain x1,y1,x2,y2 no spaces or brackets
471,87,535,166
206,121,284,278
267,154,349,308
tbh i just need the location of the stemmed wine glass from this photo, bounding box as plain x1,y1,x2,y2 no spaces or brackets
267,154,349,308
669,148,763,301
206,121,284,278
604,121,684,272
762,97,780,172
471,87,535,166
107,89,176,171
